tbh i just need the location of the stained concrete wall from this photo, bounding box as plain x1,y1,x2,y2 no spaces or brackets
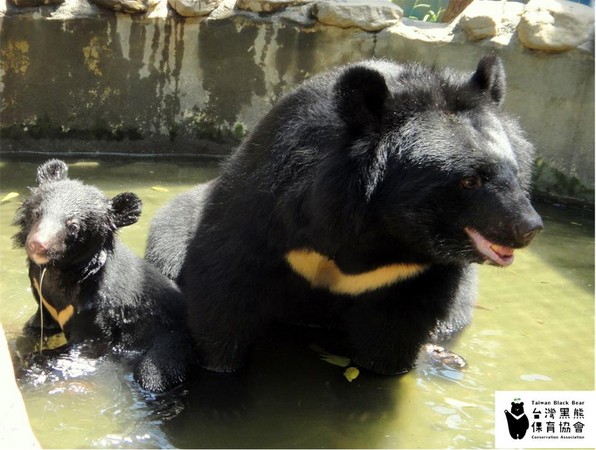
0,1,594,202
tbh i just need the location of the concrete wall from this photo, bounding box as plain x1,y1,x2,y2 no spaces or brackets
0,0,594,202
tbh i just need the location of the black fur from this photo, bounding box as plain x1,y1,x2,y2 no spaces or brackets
147,57,543,375
13,160,195,393
145,182,214,286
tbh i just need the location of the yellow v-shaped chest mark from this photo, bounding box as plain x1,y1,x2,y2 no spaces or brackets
285,249,428,296
32,277,74,330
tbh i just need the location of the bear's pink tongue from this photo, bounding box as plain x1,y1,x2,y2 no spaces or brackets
465,227,515,267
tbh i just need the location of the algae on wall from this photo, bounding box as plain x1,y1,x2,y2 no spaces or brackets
0,13,377,157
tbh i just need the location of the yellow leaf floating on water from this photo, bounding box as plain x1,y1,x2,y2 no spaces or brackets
321,354,351,368
1,192,19,203
151,186,169,192
343,366,360,382
310,344,351,367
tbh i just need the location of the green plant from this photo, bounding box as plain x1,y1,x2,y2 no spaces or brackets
408,0,445,22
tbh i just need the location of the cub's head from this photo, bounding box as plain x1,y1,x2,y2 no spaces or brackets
13,159,142,268
330,55,542,266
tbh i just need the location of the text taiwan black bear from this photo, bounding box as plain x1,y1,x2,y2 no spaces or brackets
13,159,194,393
147,56,543,375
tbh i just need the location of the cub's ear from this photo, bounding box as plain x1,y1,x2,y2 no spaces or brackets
470,55,506,105
36,159,69,185
334,65,389,132
111,192,142,228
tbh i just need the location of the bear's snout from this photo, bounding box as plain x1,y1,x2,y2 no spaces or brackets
512,209,543,247
26,235,52,265
514,222,543,247
26,223,65,265
27,238,47,256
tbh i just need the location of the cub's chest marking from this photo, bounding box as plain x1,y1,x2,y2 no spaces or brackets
285,249,427,296
32,276,74,330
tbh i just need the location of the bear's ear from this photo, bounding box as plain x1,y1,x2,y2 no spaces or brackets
36,159,69,185
470,55,506,105
110,192,142,228
334,65,389,132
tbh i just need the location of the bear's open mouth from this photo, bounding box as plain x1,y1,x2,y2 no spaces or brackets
464,227,515,267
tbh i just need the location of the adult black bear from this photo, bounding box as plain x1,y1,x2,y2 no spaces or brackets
147,56,543,375
13,159,194,393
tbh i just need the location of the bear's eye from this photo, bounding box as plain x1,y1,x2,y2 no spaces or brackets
66,219,80,234
460,176,483,189
30,209,41,221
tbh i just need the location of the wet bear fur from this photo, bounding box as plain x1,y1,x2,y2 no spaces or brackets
13,160,194,393
147,56,543,375
146,182,214,285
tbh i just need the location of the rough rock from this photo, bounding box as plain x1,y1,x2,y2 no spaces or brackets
236,0,311,14
518,0,594,52
206,0,234,19
385,18,453,44
460,0,502,40
9,0,64,7
276,3,315,25
146,0,168,17
313,0,402,31
89,0,157,13
168,0,221,16
499,1,525,34
48,0,104,18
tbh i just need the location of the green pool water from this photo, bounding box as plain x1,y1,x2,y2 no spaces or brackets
0,158,593,449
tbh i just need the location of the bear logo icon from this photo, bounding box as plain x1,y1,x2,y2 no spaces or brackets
505,401,530,439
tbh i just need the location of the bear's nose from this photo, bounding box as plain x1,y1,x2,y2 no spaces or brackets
27,239,48,256
514,216,543,247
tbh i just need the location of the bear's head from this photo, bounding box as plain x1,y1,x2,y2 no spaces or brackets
13,159,142,269
325,55,543,267
510,401,525,416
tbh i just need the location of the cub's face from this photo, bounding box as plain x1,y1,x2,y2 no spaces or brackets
13,159,142,269
18,180,113,267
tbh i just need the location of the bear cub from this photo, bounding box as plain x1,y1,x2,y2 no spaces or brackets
147,56,543,376
13,159,194,393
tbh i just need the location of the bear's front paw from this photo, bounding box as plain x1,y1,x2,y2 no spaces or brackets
421,344,467,370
